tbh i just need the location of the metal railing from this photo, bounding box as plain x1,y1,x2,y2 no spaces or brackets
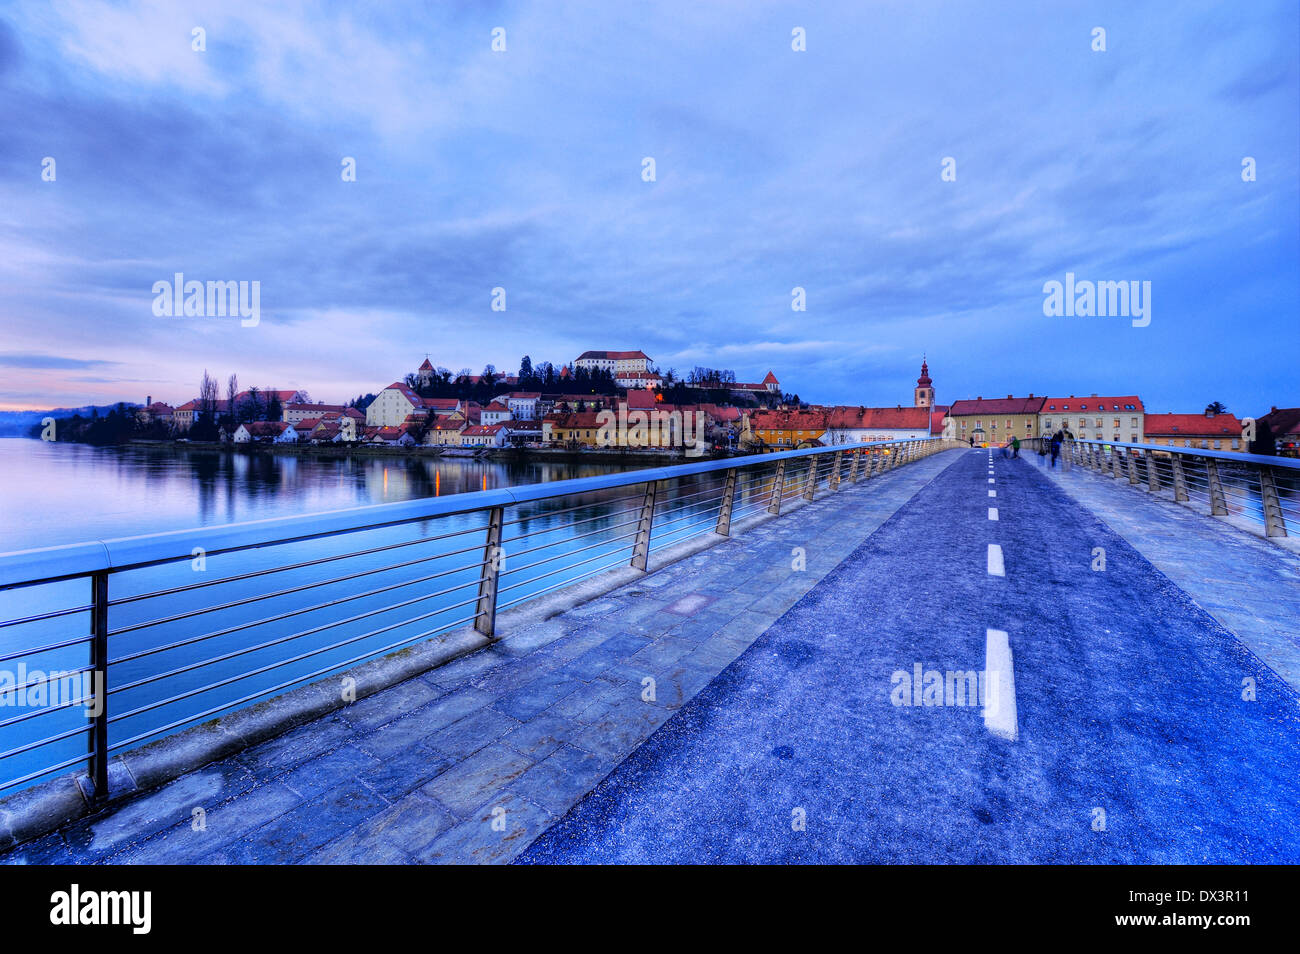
0,437,959,799
1020,437,1300,538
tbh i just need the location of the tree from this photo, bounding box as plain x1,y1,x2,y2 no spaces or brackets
1205,401,1228,416
519,355,533,381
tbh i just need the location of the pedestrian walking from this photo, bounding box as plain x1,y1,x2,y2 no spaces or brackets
1011,435,1020,458
1050,429,1063,468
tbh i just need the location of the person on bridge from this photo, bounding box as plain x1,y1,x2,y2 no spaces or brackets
1011,435,1020,458
1049,430,1064,467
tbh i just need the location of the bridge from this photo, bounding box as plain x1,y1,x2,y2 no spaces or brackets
1,438,1297,863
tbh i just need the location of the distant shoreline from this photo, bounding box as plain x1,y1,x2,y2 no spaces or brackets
103,438,718,464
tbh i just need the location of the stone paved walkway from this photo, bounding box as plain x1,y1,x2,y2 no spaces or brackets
1033,454,1300,691
2,448,966,865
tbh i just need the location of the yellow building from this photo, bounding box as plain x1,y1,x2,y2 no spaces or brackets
749,409,828,448
946,396,1046,445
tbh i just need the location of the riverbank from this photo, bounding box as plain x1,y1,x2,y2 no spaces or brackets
122,439,729,464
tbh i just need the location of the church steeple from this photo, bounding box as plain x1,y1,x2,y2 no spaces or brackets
914,355,934,408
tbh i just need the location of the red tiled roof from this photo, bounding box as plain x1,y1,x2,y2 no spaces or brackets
751,409,828,431
824,406,933,429
1259,407,1300,437
576,350,650,361
285,403,348,414
1040,395,1144,413
550,412,607,428
761,371,779,385
244,421,290,437
948,396,1047,416
462,424,505,436
1144,413,1243,437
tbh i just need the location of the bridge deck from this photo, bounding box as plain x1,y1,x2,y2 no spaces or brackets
521,447,1300,863
7,447,1299,864
3,448,962,864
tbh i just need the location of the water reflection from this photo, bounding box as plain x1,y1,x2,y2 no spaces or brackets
0,439,649,550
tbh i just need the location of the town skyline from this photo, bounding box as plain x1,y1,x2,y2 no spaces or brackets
1,2,1296,416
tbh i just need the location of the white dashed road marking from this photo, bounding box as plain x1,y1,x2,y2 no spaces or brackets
988,478,994,483
987,543,1005,577
983,628,1018,741
988,507,999,520
988,490,996,497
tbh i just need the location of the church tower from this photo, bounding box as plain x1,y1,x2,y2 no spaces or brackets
914,357,934,408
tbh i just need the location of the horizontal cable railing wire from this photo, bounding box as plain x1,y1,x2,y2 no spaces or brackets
1027,436,1299,538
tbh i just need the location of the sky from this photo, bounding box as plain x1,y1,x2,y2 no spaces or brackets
0,0,1296,415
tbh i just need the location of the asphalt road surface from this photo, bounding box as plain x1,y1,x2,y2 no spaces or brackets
519,447,1300,863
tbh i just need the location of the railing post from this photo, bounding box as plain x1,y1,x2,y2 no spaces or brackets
715,468,737,536
1170,455,1190,501
631,481,658,570
802,458,817,501
1127,451,1140,486
767,460,786,514
848,448,861,483
1205,458,1228,516
89,570,109,802
863,452,877,480
829,450,843,491
1259,466,1287,537
1145,449,1160,493
474,505,505,637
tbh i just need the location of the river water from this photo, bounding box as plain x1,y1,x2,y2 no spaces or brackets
0,438,754,793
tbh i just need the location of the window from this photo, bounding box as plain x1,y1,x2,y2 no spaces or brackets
1214,440,1222,449
1113,419,1120,429
1095,419,1102,427
1231,440,1239,449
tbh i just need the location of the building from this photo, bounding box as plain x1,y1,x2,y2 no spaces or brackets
135,397,175,426
946,395,1046,445
822,406,947,445
233,421,298,444
424,418,466,447
1255,407,1300,456
282,402,353,426
545,411,606,446
914,359,935,408
365,384,466,427
750,408,828,448
481,402,513,426
500,392,542,420
614,370,663,390
1038,395,1145,443
728,371,781,397
573,350,651,376
459,424,508,448
1144,412,1246,453
416,357,435,388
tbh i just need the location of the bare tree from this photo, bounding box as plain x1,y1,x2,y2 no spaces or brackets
226,373,238,420
199,370,219,419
